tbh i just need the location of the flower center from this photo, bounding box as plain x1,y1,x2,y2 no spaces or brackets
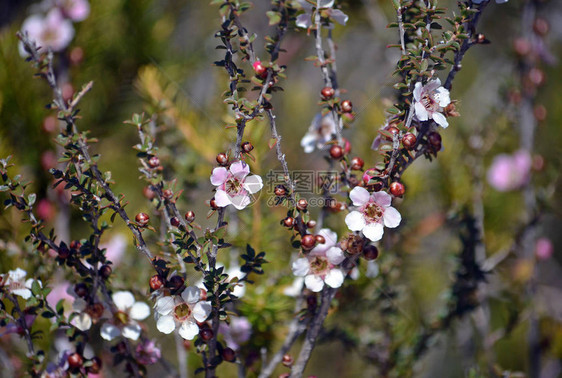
173,303,191,322
309,256,329,275
421,93,437,111
115,311,130,325
225,178,243,195
363,202,383,222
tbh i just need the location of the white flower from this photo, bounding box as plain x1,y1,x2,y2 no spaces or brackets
345,187,401,242
21,9,75,53
296,0,348,29
283,276,304,297
413,78,451,128
70,298,92,331
154,286,212,340
100,291,150,341
1,268,40,300
301,113,337,153
291,228,346,292
210,161,263,210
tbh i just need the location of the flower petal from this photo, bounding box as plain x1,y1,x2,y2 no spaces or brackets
435,87,451,107
304,275,324,292
192,301,212,322
156,315,176,334
243,175,263,194
178,321,199,340
414,101,429,121
181,286,200,304
362,223,384,242
230,194,251,210
413,81,423,101
383,207,402,228
296,13,312,29
326,247,345,265
112,291,135,311
215,189,233,208
301,133,317,153
292,258,310,277
324,269,344,288
9,268,27,282
425,78,442,92
373,191,392,207
210,167,228,186
122,323,142,340
349,186,370,206
130,302,150,320
330,10,348,25
100,322,121,341
345,211,366,232
229,161,250,180
71,313,92,331
155,296,175,316
366,261,380,278
12,288,32,300
432,112,448,128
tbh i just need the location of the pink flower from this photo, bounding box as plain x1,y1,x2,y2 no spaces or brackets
535,238,553,261
55,0,90,22
300,113,337,153
219,316,252,350
413,78,451,128
101,234,127,266
345,187,401,242
487,150,531,191
46,281,73,308
21,9,75,53
210,161,263,210
136,339,161,365
292,228,345,292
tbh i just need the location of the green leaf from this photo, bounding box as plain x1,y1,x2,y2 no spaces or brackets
31,280,41,296
27,193,36,206
266,11,281,25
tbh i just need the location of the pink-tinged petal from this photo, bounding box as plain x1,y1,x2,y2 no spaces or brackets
12,288,32,300
324,269,344,288
432,112,448,128
192,301,212,322
102,234,127,266
130,302,150,320
112,291,135,311
297,0,313,11
326,247,345,265
156,315,175,334
243,175,263,194
345,211,366,232
349,186,370,206
425,78,442,92
383,207,402,228
214,190,232,207
413,82,423,101
8,268,27,282
210,167,228,186
70,313,91,331
292,258,310,277
100,323,121,341
296,13,312,28
181,286,200,304
330,9,348,25
310,228,337,254
371,135,382,150
414,102,429,121
178,321,199,340
362,223,384,242
230,194,251,210
373,191,392,207
229,161,250,180
122,323,142,340
155,296,175,316
320,0,335,7
304,275,324,292
21,16,44,40
60,0,91,22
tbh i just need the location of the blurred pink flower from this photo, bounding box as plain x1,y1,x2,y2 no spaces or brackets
101,234,127,266
535,238,553,260
56,0,90,22
136,339,161,365
46,281,73,308
487,150,532,191
21,9,75,52
301,113,338,153
218,316,252,350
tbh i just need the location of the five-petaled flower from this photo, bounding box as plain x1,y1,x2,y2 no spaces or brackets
413,78,451,128
155,286,212,340
21,9,75,53
296,0,348,29
210,161,263,210
345,187,401,242
291,228,346,292
100,291,150,341
1,268,41,300
301,113,338,153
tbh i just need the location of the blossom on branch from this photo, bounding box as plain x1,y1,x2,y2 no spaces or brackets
100,291,150,341
21,9,74,53
210,161,263,210
292,228,346,292
345,187,401,242
1,268,41,300
301,113,338,153
55,0,91,22
487,150,531,191
413,78,451,128
154,286,211,340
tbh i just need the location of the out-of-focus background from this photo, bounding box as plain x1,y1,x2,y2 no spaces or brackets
1,0,562,376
